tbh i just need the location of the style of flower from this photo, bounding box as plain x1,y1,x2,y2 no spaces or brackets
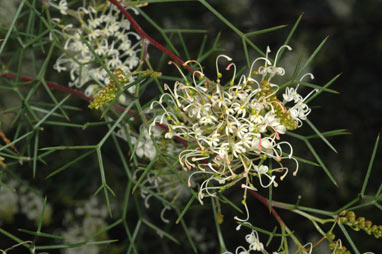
149,45,317,218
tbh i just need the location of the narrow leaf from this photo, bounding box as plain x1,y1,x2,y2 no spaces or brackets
305,119,338,153
361,134,380,195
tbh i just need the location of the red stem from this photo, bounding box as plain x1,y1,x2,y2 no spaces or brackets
108,0,197,75
247,188,286,227
2,73,93,101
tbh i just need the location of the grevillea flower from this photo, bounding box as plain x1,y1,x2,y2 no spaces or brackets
51,0,141,105
149,45,317,220
223,223,279,254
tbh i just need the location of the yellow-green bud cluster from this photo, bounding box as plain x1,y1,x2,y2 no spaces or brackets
327,232,351,254
338,210,382,238
144,69,162,78
89,69,128,110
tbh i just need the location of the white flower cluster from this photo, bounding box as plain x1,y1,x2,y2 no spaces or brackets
188,227,216,253
223,224,279,254
51,0,141,103
224,223,314,254
149,46,317,209
19,186,53,225
0,181,19,225
116,122,191,223
116,124,163,160
61,196,109,254
0,179,53,226
134,160,192,223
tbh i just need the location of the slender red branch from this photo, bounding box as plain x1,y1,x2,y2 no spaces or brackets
2,73,93,101
247,188,286,227
108,0,197,75
2,73,130,112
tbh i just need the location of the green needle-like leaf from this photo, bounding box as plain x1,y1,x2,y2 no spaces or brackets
305,139,338,187
305,119,338,153
46,150,95,179
338,223,361,254
176,195,196,224
361,134,380,196
142,219,180,244
298,36,328,77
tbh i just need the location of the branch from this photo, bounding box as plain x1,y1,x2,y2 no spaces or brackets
247,190,311,252
247,189,286,227
2,73,92,101
108,0,198,75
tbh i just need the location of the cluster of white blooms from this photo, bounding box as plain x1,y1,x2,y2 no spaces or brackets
61,196,109,254
19,186,53,225
149,46,317,213
0,179,53,226
223,224,277,254
0,181,19,225
134,162,192,223
51,0,141,104
115,124,163,160
188,227,216,253
117,123,192,223
223,223,314,254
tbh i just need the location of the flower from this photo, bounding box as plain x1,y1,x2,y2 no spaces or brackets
132,134,157,161
61,196,109,254
51,1,142,105
124,127,192,223
224,223,272,254
0,181,18,224
117,124,162,160
150,46,317,214
18,185,53,226
49,0,68,15
135,127,161,160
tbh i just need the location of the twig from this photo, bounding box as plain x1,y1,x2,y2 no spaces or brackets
108,0,198,75
247,190,312,252
247,189,285,226
2,73,92,101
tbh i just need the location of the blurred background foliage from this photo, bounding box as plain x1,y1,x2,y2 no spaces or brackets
0,0,381,253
